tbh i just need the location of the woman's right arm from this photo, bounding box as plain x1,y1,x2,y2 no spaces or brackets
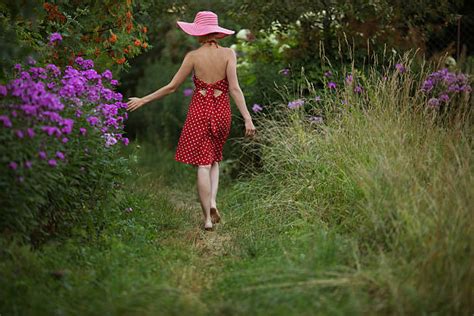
226,49,256,137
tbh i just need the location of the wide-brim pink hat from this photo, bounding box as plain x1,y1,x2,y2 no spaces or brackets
177,11,235,39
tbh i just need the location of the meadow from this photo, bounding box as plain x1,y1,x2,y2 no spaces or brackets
1,53,472,315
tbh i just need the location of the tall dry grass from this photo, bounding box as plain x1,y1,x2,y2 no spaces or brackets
230,52,473,314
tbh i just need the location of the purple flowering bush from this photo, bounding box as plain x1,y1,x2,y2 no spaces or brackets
420,68,471,114
0,56,130,242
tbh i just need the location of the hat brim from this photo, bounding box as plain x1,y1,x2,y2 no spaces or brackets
177,21,235,38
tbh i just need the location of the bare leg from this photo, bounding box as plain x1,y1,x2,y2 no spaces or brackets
197,165,212,229
210,161,219,209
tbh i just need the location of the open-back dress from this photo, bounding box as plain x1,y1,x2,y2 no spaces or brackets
174,72,231,166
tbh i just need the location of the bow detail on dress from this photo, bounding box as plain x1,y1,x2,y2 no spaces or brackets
192,73,229,138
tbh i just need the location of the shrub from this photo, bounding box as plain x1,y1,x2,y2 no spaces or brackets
0,56,130,245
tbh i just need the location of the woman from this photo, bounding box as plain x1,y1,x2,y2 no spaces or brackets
126,11,256,231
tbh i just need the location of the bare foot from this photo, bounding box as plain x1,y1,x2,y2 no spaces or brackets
204,218,213,231
210,207,221,224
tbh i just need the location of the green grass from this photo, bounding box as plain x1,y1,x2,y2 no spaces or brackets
1,59,472,315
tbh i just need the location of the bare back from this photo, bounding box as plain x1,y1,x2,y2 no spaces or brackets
192,45,231,84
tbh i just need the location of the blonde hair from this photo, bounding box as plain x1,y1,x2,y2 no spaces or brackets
197,32,221,44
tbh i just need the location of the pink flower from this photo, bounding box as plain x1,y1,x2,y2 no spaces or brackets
48,159,57,167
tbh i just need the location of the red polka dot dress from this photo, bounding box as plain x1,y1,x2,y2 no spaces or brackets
174,73,232,166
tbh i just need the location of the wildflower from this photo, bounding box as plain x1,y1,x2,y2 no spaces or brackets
395,63,406,73
25,161,33,169
122,137,130,146
183,88,193,97
102,69,113,80
62,137,68,143
87,116,100,126
56,151,65,160
427,98,440,108
279,68,290,76
38,151,47,160
252,103,263,113
48,32,63,45
0,84,7,96
314,95,321,102
48,159,57,167
110,79,119,86
8,161,18,170
134,39,141,47
308,116,323,124
328,82,337,90
79,127,87,135
288,99,305,109
15,130,24,138
439,94,449,103
27,56,36,65
0,115,12,128
345,74,353,84
354,85,363,94
421,79,434,92
324,71,333,78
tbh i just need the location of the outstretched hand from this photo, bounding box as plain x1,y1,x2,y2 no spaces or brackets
126,97,146,112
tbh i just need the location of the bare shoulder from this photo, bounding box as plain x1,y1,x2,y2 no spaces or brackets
223,47,236,61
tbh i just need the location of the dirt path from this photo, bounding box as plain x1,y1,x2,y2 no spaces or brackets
157,184,234,313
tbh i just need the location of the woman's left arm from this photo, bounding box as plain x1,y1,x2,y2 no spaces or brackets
127,52,194,112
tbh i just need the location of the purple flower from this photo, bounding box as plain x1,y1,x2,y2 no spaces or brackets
328,82,337,90
183,88,193,97
79,127,87,135
324,71,333,78
280,68,290,76
15,130,24,138
56,151,65,160
48,32,63,45
48,159,57,167
27,56,36,65
395,63,406,73
252,103,263,113
25,160,33,169
122,137,130,145
345,74,353,84
308,116,323,124
354,85,363,94
427,98,440,108
314,95,321,102
101,69,113,80
39,151,47,160
0,115,12,128
8,161,18,170
87,116,100,126
110,79,119,86
439,94,450,103
104,133,117,147
0,84,7,96
26,127,35,138
62,137,69,143
288,99,305,109
421,79,434,92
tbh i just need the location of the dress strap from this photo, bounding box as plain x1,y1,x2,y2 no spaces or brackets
201,39,219,48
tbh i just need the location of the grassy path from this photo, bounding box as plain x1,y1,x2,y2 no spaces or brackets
134,144,367,315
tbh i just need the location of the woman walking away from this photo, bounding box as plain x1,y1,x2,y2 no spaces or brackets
126,11,256,231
